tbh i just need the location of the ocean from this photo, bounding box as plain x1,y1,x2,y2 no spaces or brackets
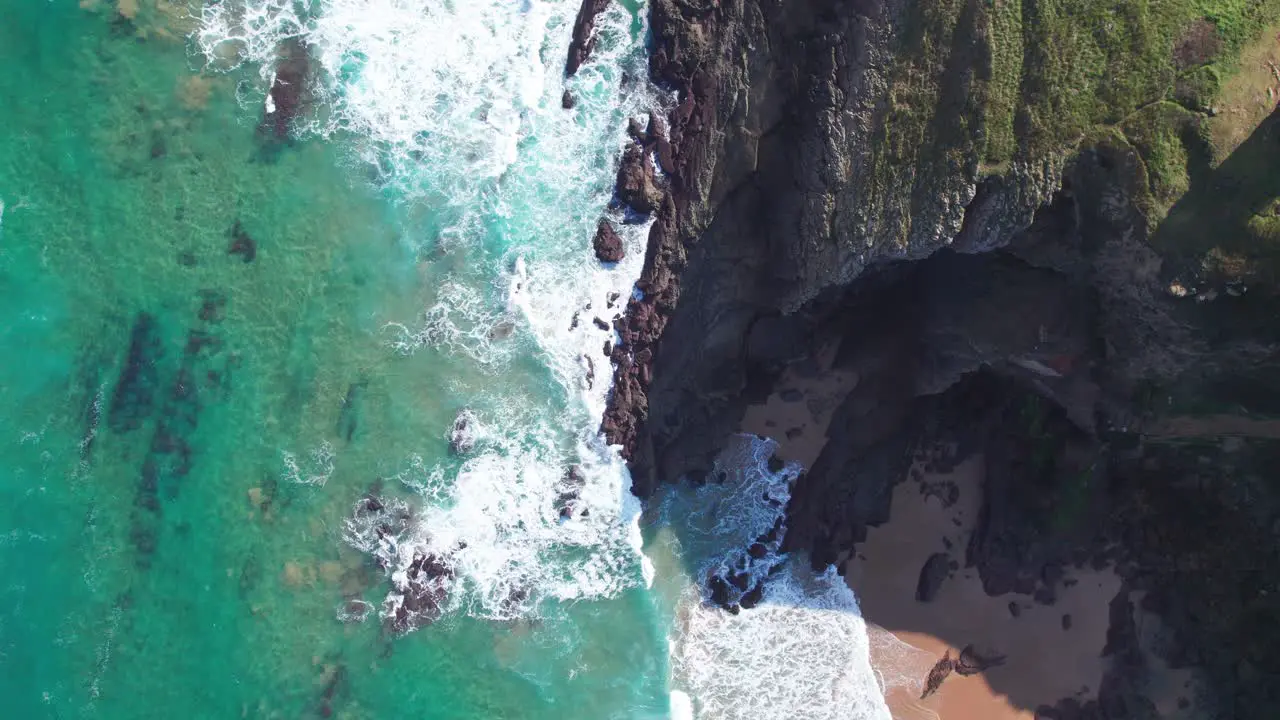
0,1,888,717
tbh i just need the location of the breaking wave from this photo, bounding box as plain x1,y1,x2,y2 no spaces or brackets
198,0,655,622
661,435,892,719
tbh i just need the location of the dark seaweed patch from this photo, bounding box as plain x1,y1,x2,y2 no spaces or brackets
238,555,262,598
228,221,257,262
77,363,106,462
128,293,235,567
316,661,349,718
198,289,227,323
108,313,163,434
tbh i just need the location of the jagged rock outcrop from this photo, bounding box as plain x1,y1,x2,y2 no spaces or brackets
605,0,1272,496
592,219,625,262
564,0,611,77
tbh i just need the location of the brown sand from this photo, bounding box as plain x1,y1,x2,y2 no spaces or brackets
851,451,1219,720
851,454,1203,718
740,339,857,467
845,454,1121,719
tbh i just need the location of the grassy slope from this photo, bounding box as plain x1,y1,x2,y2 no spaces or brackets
878,0,1280,226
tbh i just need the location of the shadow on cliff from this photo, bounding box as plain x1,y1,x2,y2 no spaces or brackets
648,107,1280,717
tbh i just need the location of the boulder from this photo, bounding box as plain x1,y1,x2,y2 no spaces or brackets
591,219,625,263
614,143,663,214
449,409,478,454
915,552,950,602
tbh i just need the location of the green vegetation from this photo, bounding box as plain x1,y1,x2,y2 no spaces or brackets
1121,101,1196,219
870,0,1280,238
983,0,1024,166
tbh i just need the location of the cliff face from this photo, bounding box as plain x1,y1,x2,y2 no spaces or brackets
604,0,1280,715
614,0,1280,492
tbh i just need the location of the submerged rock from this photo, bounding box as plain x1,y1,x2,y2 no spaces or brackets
259,38,312,142
336,599,374,623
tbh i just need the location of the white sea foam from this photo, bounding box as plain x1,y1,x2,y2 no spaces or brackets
347,415,644,620
669,568,891,720
197,2,889,717
660,435,892,719
383,279,517,367
195,0,661,618
280,441,336,486
669,690,695,720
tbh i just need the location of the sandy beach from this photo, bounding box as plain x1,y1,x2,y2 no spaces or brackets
846,454,1119,719
740,366,1201,719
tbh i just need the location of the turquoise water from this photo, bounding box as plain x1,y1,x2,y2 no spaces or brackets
0,1,670,717
0,2,892,718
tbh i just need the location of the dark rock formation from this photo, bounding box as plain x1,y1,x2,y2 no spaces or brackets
386,550,453,634
955,645,1006,676
449,409,477,454
922,652,954,699
608,0,1280,715
564,0,610,77
707,571,730,608
259,38,312,142
592,219,625,262
561,90,576,109
614,142,663,214
555,465,588,520
915,552,950,603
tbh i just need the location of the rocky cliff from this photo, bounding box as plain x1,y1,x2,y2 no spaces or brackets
606,0,1280,492
601,0,1280,716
